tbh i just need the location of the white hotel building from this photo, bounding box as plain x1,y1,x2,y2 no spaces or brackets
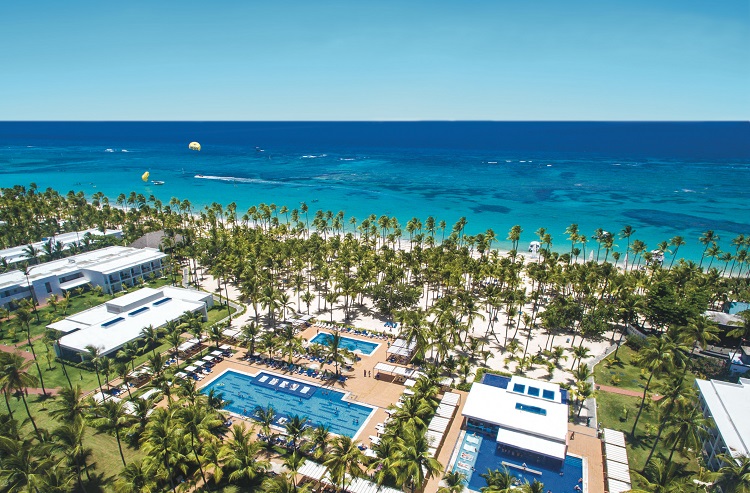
51,286,213,360
0,228,122,265
0,246,167,308
696,377,750,470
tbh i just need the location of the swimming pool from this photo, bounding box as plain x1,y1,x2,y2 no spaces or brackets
452,432,584,493
310,332,380,356
201,369,375,438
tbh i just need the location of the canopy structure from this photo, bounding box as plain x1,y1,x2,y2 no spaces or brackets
177,340,198,352
203,355,216,362
602,428,627,447
496,428,567,460
604,442,628,464
193,360,206,368
223,327,241,339
425,430,443,447
297,460,403,493
184,365,198,373
211,350,224,357
435,403,456,419
219,344,231,351
428,416,450,433
606,459,632,484
373,362,423,380
607,479,632,493
387,338,417,361
441,392,461,406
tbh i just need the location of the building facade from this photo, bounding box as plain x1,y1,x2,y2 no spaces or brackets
695,377,750,470
0,246,166,308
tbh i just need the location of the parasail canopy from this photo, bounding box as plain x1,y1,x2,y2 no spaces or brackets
188,142,201,151
141,171,150,182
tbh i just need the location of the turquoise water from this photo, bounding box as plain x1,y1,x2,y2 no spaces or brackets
310,332,379,356
201,369,374,437
1,122,748,262
454,432,584,493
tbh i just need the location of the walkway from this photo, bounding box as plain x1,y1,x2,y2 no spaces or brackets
595,384,663,401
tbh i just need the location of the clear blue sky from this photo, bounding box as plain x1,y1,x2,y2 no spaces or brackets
2,0,747,120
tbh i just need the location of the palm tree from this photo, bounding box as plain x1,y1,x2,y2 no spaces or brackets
114,459,158,493
241,322,261,357
220,423,270,486
480,467,514,492
284,415,309,451
88,398,134,467
631,335,683,437
713,454,750,493
0,351,42,437
698,230,719,269
392,425,443,493
177,403,222,486
15,307,47,395
630,458,686,492
141,408,185,492
308,424,331,460
0,435,51,493
663,404,707,464
322,331,354,376
50,384,88,424
84,345,106,397
324,435,366,493
51,418,92,491
520,480,545,493
140,325,161,356
282,450,307,492
438,471,467,493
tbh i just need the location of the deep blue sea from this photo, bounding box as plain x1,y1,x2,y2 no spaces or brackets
1,122,748,262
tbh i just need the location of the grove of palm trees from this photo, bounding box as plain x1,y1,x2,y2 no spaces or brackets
0,183,749,492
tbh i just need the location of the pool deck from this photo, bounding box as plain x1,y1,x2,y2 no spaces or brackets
194,328,604,493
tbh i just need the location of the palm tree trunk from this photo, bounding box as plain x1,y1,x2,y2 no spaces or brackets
20,391,41,439
631,372,654,437
192,434,207,485
3,390,13,420
114,426,127,467
26,333,47,395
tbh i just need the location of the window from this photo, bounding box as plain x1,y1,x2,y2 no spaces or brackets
45,282,52,294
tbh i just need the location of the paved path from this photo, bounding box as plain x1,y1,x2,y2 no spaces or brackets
596,383,663,401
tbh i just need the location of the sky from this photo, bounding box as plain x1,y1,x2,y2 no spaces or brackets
1,1,748,121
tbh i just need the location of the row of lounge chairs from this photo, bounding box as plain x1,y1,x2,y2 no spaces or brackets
316,323,392,340
246,355,348,382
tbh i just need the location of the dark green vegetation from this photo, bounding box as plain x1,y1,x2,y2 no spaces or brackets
0,184,749,492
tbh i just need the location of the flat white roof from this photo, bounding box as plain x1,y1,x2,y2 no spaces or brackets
0,246,165,291
604,442,629,465
0,228,121,264
463,382,568,442
52,286,210,356
608,479,632,493
496,427,567,460
603,428,627,447
606,459,632,484
696,378,750,459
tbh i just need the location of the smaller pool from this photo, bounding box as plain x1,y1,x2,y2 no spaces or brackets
310,332,379,356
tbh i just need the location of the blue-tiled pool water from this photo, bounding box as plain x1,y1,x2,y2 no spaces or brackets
453,432,584,493
310,332,380,356
202,369,375,437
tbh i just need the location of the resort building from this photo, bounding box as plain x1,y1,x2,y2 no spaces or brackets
453,374,584,493
0,228,122,265
462,375,569,461
695,377,750,470
0,246,166,308
50,286,213,360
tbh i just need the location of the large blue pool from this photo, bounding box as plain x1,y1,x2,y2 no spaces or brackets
202,370,375,438
453,432,584,493
310,332,380,356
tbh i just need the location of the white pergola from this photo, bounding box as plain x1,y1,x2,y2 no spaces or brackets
297,460,403,493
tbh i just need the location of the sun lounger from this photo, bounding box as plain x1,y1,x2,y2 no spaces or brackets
291,383,299,391
301,386,311,394
463,444,477,453
269,378,279,386
258,375,269,383
369,435,381,445
280,381,289,389
466,435,480,445
457,462,471,470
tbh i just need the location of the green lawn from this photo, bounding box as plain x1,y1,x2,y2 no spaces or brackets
594,344,695,392
594,344,701,483
6,393,144,492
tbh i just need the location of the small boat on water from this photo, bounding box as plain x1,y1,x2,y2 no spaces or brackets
151,180,165,185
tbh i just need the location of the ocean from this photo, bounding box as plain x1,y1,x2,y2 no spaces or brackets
1,122,748,263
